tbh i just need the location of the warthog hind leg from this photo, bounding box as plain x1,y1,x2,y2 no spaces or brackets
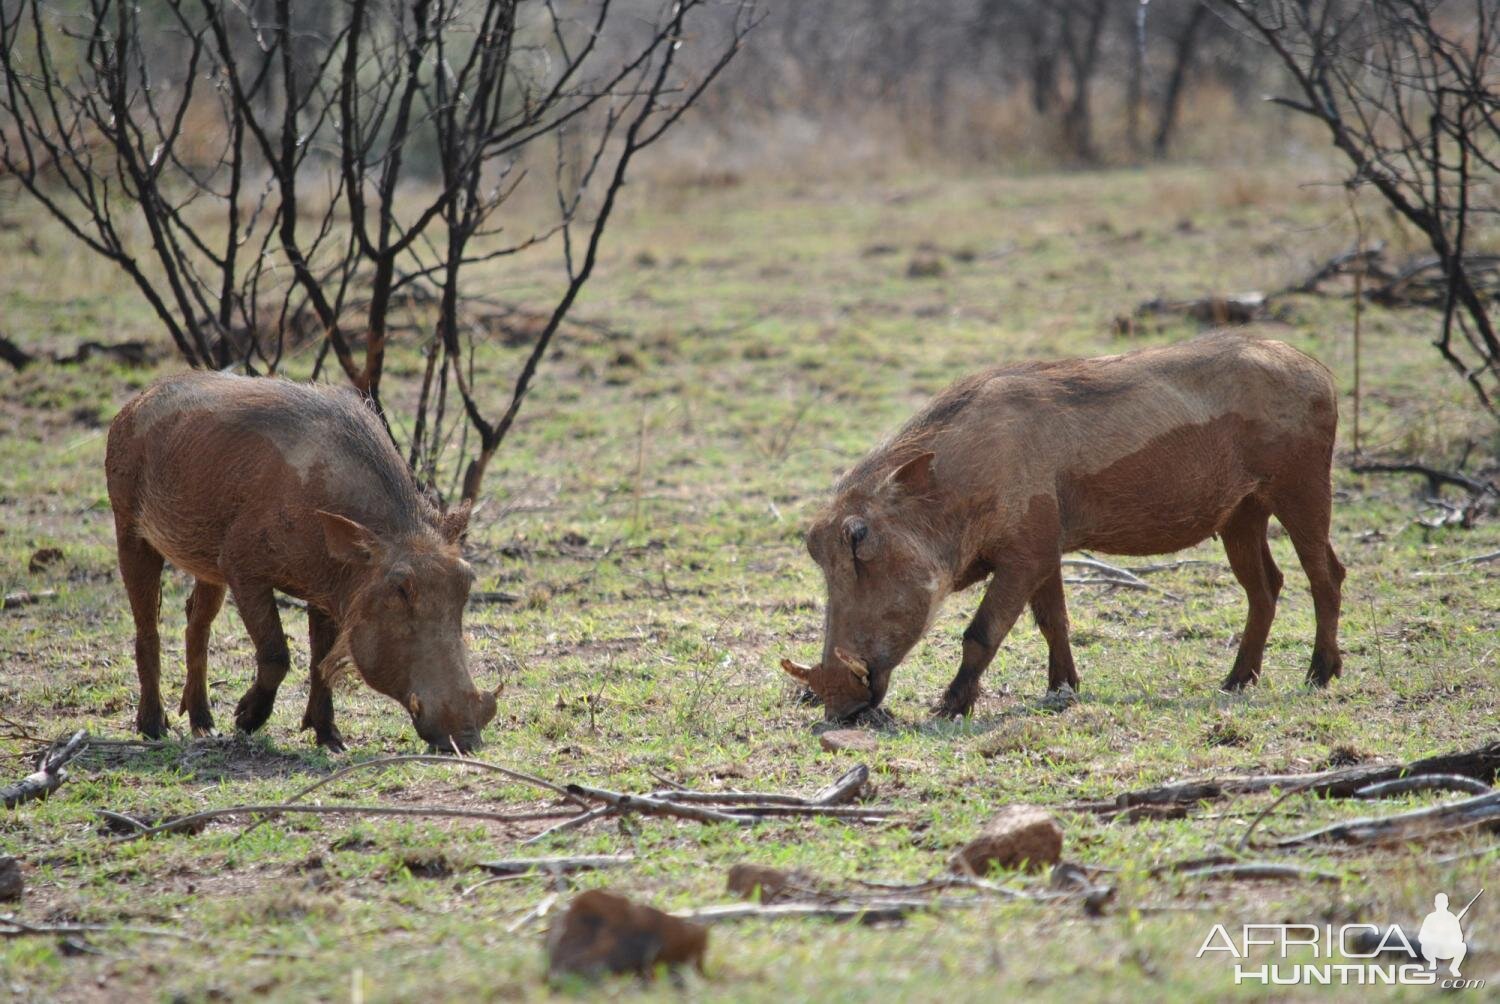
1029,568,1079,692
116,532,167,739
1220,498,1282,691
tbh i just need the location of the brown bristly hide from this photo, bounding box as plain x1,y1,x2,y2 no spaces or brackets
791,332,1347,720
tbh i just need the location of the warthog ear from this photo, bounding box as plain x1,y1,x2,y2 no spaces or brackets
884,451,936,497
832,647,870,686
438,499,473,545
316,510,381,565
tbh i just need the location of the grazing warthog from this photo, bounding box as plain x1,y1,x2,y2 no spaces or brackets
784,332,1346,721
106,373,498,752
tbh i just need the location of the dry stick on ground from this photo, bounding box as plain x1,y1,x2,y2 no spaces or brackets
561,785,757,827
523,765,874,845
1275,791,1500,849
1,915,199,943
110,803,580,841
234,753,588,840
1060,557,1184,601
1,590,58,612
2,730,87,809
1354,775,1493,799
1350,461,1499,499
522,806,612,846
1170,862,1344,883
676,897,987,925
476,854,634,877
1446,549,1500,566
1068,741,1500,816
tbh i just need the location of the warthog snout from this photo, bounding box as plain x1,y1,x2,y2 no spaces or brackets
408,688,499,754
781,649,875,722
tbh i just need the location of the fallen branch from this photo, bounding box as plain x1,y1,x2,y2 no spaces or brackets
111,802,579,841
237,752,587,839
1068,740,1500,814
675,897,984,925
1446,549,1500,566
1351,460,1498,498
2,590,58,612
561,784,756,827
520,806,612,847
2,730,87,808
1276,791,1500,849
476,854,633,876
642,764,869,807
1061,558,1184,601
1,914,197,942
1170,862,1344,883
1354,774,1493,799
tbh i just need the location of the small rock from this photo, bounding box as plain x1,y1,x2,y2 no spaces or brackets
0,856,23,901
27,548,63,574
726,864,798,903
819,729,877,754
547,889,707,979
949,805,1063,875
906,254,946,279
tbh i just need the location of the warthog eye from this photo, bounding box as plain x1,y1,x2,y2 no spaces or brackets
842,516,869,563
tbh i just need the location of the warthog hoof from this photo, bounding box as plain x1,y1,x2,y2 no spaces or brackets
933,688,978,720
136,705,168,740
1305,651,1342,687
234,685,277,734
311,724,346,754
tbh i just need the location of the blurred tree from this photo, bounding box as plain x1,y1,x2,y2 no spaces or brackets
0,0,758,501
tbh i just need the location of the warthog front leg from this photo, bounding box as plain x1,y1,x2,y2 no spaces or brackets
302,608,346,752
935,567,1044,718
228,580,290,735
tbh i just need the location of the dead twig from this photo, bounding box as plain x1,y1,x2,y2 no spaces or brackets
1,914,196,942
1354,774,1493,799
561,784,756,827
1170,862,1344,883
1351,461,1498,499
1445,549,1500,566
675,897,985,924
2,730,87,809
521,806,612,847
1068,740,1500,816
236,753,587,839
1275,791,1500,849
1061,557,1184,601
475,855,633,877
2,590,58,612
112,802,578,841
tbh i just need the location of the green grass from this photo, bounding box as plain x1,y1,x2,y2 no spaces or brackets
2,162,1498,1002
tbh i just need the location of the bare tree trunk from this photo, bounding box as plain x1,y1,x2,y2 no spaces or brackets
1153,3,1209,157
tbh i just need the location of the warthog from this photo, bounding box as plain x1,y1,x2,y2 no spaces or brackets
106,372,498,752
784,332,1346,720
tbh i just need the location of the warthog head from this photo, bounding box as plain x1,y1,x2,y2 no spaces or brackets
316,504,498,752
786,451,949,720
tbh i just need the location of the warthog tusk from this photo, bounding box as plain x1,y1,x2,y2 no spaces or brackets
780,658,814,683
407,693,423,716
492,683,504,699
832,647,870,685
